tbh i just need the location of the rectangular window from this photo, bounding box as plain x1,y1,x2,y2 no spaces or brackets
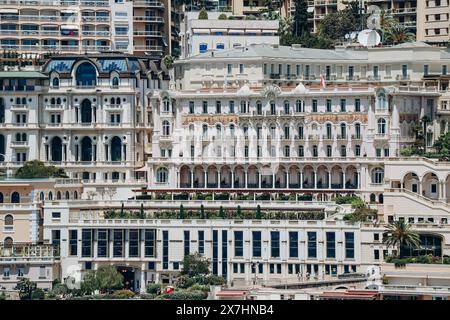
189,101,194,114
271,231,280,258
326,232,336,258
234,231,243,257
145,229,155,257
424,65,429,76
227,64,232,75
345,232,355,259
374,249,380,260
162,230,169,269
340,99,346,112
355,99,361,112
213,230,218,275
307,232,317,258
216,101,221,114
229,101,235,113
252,231,262,257
97,229,108,258
69,230,78,256
113,229,124,257
129,229,139,258
289,232,298,258
184,230,190,256
326,99,332,112
222,230,227,277
239,64,244,74
202,101,207,114
312,99,317,112
81,229,92,258
198,230,204,254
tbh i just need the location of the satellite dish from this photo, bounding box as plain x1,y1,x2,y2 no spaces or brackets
345,34,350,40
307,7,314,13
358,29,381,47
350,32,357,40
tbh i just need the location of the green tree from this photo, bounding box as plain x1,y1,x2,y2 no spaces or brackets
219,206,225,219
218,13,227,20
179,204,185,219
293,0,309,39
15,160,67,179
198,8,208,20
383,220,420,258
16,278,37,300
80,270,98,295
256,205,262,219
259,0,281,20
433,131,450,156
31,288,45,300
182,253,210,277
95,266,124,293
140,203,145,219
383,21,415,45
236,205,242,218
200,204,205,219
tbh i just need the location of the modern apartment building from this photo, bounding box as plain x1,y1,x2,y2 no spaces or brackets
417,0,450,44
180,11,279,58
0,0,134,54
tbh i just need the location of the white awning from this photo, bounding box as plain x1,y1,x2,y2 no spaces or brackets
211,28,227,32
61,9,77,14
0,9,19,14
61,25,79,30
246,29,261,33
228,29,244,33
192,28,209,33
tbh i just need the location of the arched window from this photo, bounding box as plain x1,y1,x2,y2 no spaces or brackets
110,97,116,105
378,118,387,134
377,92,387,110
256,101,262,115
371,168,384,184
202,124,208,136
216,43,225,49
75,62,97,86
230,124,235,136
116,97,121,105
355,123,361,139
296,100,302,113
215,124,222,136
199,43,208,53
110,136,122,162
0,192,3,203
81,99,92,123
162,97,170,113
48,191,53,200
4,237,13,248
340,123,347,138
326,123,332,139
51,97,56,105
270,101,276,115
112,76,119,87
57,191,62,200
162,120,170,136
39,192,44,201
56,98,61,105
51,136,63,162
11,192,20,203
65,191,70,199
52,77,59,88
74,191,78,199
81,136,93,161
156,167,168,183
4,215,13,231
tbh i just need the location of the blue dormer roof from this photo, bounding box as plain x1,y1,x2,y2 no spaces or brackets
46,59,76,73
98,59,127,72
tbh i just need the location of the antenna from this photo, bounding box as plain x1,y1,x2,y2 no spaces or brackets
358,29,381,47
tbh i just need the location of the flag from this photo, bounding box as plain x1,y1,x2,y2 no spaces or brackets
320,74,326,89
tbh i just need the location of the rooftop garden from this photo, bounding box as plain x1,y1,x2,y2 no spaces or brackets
331,195,378,222
103,204,325,220
133,192,313,202
385,255,450,268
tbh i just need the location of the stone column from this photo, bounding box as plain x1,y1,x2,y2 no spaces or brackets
190,171,194,188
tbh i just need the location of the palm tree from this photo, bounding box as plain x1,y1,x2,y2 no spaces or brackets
383,220,420,258
383,22,415,45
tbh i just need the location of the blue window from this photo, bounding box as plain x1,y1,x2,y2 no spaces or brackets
252,231,261,257
184,230,190,256
222,230,227,278
199,43,208,53
270,231,280,258
81,229,92,258
213,230,218,275
345,232,355,259
97,229,108,257
129,229,139,257
76,62,97,86
198,230,204,254
326,232,336,258
145,229,155,257
234,231,243,257
289,232,298,258
216,43,225,49
162,230,169,269
307,232,317,258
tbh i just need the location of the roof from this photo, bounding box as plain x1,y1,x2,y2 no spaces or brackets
216,290,248,297
319,290,379,300
0,71,47,79
188,43,368,61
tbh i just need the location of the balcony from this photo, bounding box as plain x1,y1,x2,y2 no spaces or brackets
336,135,347,141
10,141,29,148
10,104,28,111
374,134,389,140
45,104,64,110
308,134,320,141
322,135,333,141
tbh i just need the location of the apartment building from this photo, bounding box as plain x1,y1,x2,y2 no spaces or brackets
180,11,279,58
417,0,450,44
0,0,134,54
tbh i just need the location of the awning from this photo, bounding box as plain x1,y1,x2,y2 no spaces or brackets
0,9,19,14
192,28,209,33
62,9,77,14
246,29,261,33
228,29,244,33
211,28,227,32
61,25,79,30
